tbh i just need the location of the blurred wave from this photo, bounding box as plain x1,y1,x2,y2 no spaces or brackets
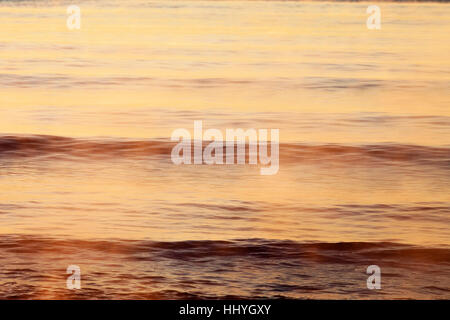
2,73,449,91
0,235,449,299
0,135,448,168
2,236,449,265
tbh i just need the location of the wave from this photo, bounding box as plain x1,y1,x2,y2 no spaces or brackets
176,202,450,223
0,134,448,167
1,235,449,299
2,73,449,91
0,135,173,159
1,235,449,266
280,143,450,167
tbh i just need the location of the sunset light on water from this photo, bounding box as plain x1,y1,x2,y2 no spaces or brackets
0,0,449,302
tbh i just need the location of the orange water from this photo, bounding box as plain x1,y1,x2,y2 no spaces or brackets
0,0,449,299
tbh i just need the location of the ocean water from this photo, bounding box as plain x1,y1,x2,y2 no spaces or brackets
0,0,449,299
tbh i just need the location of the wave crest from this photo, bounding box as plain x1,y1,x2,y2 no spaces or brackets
0,135,448,167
